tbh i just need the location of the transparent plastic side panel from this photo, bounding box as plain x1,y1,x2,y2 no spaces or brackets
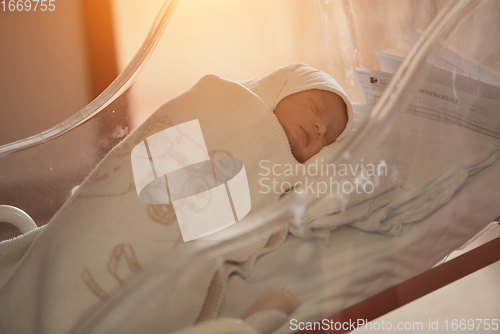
0,93,132,231
65,1,499,333
0,0,453,233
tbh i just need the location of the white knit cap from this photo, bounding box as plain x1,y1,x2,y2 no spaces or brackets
243,63,353,142
274,63,353,142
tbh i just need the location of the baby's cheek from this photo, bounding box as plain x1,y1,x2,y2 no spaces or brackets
304,141,324,162
288,137,301,155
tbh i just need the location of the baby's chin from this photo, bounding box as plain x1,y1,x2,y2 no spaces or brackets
293,144,325,163
288,136,319,163
290,146,309,164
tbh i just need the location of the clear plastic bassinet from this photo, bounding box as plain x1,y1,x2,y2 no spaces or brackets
0,0,499,333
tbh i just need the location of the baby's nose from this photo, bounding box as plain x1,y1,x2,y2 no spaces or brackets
314,122,326,138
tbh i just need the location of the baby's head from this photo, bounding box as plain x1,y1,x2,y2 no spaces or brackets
274,89,348,163
270,63,353,163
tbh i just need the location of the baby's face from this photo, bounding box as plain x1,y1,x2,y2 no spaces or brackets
274,89,348,163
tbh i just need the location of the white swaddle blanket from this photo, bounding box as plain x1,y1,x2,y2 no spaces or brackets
0,64,354,334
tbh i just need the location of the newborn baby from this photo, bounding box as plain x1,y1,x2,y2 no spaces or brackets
0,64,354,334
241,62,353,163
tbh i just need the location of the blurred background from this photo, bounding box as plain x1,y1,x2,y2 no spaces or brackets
0,0,450,145
0,0,164,146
